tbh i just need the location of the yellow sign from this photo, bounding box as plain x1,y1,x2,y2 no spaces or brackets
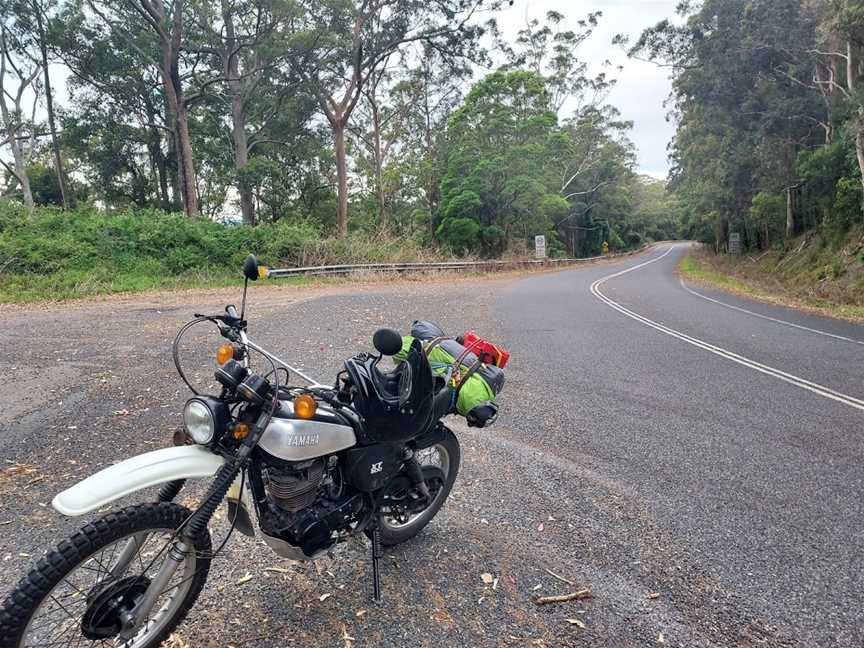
601,241,609,254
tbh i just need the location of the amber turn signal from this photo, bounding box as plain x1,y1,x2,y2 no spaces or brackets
216,343,234,365
294,394,317,419
232,422,250,440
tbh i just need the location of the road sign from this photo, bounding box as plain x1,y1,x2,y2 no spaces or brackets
535,235,546,259
602,241,609,254
729,232,741,255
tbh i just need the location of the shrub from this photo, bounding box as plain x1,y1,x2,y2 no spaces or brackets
0,202,435,301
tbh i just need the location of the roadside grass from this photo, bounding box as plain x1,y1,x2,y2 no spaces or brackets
678,246,864,322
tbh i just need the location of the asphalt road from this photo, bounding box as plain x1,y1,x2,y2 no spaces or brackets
1,243,862,647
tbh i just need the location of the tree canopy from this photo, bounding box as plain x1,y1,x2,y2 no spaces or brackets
1,4,681,260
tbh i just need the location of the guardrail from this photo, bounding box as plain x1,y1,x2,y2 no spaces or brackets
265,244,654,279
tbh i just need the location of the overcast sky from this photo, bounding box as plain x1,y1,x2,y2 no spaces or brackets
494,0,680,178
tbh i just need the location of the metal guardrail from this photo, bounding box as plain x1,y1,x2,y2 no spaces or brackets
265,245,653,279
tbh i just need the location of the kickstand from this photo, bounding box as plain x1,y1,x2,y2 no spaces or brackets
370,524,382,602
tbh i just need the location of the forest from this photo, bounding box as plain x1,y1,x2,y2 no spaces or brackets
631,0,864,254
0,0,681,284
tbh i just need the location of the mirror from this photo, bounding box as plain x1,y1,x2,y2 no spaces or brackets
373,328,403,356
242,254,259,281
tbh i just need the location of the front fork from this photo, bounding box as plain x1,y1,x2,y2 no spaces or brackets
118,459,242,636
105,479,190,584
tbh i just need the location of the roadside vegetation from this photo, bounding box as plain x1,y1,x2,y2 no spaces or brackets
0,203,433,302
679,227,864,321
629,0,864,310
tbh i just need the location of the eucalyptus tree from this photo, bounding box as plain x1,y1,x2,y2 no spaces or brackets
57,4,176,210
188,0,306,224
288,0,499,238
0,5,40,211
630,0,823,249
5,0,71,208
83,0,201,216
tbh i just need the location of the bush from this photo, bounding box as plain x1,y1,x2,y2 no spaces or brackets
0,203,435,301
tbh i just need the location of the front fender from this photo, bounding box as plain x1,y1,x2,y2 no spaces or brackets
52,445,226,517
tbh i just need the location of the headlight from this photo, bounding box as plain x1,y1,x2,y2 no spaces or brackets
183,399,216,444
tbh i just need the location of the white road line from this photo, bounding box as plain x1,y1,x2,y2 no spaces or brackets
679,279,864,346
590,247,864,412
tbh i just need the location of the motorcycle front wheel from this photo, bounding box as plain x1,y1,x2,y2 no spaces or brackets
0,502,211,648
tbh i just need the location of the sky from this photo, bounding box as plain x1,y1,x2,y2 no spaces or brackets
493,0,681,178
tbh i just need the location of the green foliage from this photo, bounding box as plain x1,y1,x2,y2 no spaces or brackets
0,202,430,302
633,0,864,253
438,69,563,256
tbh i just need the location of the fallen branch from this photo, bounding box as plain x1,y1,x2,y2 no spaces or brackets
543,568,576,586
534,589,593,605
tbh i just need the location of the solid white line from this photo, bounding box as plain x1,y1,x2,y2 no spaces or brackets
679,280,864,346
590,247,864,412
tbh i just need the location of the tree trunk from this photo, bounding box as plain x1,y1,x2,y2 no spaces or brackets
34,5,69,209
154,0,198,217
855,122,864,204
174,101,199,216
223,0,255,225
334,122,349,238
786,185,797,239
9,141,34,211
231,93,254,225
369,100,386,226
148,127,170,211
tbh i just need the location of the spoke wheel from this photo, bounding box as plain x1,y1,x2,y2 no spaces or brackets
0,503,211,648
373,429,461,547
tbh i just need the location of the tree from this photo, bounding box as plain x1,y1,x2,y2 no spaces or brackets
0,5,40,211
289,0,497,237
86,0,200,217
189,0,305,225
57,3,176,210
6,0,72,209
630,0,824,251
439,70,565,255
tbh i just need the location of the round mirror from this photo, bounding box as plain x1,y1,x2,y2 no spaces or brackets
242,254,259,281
373,328,403,356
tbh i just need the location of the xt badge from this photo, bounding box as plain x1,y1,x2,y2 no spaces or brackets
370,461,383,474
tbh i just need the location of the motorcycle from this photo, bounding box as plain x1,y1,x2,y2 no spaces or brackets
0,255,463,648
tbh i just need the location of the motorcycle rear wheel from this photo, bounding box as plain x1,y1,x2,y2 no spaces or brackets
375,429,461,546
0,502,211,648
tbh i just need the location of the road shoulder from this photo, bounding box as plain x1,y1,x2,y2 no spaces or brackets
678,247,864,324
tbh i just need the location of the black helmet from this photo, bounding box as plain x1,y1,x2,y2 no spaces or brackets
344,338,434,443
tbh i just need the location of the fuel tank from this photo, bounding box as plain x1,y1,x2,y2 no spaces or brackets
258,399,357,462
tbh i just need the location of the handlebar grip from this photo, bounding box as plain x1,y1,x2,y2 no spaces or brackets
226,305,239,319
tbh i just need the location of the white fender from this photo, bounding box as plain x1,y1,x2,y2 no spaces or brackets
52,445,226,517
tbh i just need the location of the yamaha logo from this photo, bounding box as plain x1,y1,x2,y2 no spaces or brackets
285,434,320,447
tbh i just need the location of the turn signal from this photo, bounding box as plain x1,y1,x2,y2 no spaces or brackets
232,422,250,440
294,394,317,419
216,343,234,365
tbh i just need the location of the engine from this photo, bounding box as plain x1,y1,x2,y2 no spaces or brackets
264,459,326,512
258,456,365,560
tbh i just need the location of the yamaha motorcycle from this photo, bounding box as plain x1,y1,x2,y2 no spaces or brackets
0,255,461,647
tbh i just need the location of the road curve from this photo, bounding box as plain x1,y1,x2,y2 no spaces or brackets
1,243,862,647
498,242,864,646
